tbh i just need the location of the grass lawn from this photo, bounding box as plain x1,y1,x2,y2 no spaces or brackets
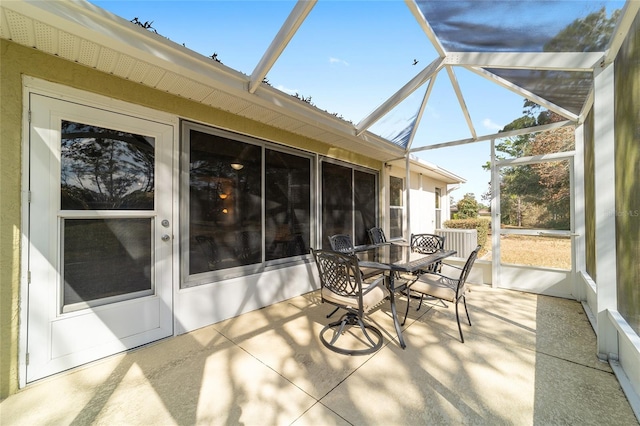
482,234,572,270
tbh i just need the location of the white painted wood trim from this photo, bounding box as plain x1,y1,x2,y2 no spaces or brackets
593,63,618,359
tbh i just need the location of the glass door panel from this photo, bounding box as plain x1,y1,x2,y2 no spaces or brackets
60,120,158,311
62,218,153,312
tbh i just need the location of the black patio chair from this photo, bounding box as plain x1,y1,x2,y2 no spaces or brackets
402,245,481,343
410,233,445,255
311,248,388,355
326,233,387,319
328,234,385,279
410,233,446,274
368,227,387,245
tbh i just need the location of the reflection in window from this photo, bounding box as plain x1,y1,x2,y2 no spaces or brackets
63,218,152,311
321,162,353,248
265,149,311,261
354,170,377,246
321,162,378,248
61,121,155,210
389,176,404,239
189,130,262,273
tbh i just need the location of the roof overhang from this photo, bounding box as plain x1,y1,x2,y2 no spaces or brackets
386,155,466,185
0,0,405,162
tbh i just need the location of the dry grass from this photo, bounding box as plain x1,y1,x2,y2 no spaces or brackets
482,234,572,270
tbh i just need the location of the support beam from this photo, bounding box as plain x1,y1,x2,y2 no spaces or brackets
405,73,437,151
405,155,411,242
491,139,501,288
573,124,587,300
465,66,579,122
603,0,640,66
248,0,316,94
444,51,603,71
446,66,476,139
410,120,574,153
404,0,446,57
356,57,444,136
593,63,618,360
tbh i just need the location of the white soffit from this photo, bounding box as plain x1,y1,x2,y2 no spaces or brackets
0,0,405,162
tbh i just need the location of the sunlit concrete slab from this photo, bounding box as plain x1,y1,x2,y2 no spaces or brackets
1,285,637,425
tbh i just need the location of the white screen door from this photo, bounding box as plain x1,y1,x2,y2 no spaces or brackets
26,94,174,382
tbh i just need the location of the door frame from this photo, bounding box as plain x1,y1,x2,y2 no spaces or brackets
19,77,180,388
490,145,577,298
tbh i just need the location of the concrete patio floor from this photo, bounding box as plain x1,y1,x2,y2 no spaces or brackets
1,284,637,425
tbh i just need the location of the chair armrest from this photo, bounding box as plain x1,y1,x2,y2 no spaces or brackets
441,262,463,270
358,261,392,271
361,275,386,295
416,271,459,289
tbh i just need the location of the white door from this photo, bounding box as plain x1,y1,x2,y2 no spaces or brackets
492,154,576,298
27,94,174,382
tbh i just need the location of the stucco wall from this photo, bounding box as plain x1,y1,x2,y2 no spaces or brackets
614,11,640,335
0,39,382,397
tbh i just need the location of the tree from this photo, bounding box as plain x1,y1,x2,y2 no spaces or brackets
456,193,479,219
479,7,619,229
543,7,621,52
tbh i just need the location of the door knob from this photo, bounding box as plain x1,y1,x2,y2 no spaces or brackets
161,234,171,242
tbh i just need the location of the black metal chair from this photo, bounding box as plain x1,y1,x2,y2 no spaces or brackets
368,227,387,245
328,234,384,279
411,233,446,274
311,248,388,355
402,245,481,343
410,233,446,255
328,234,355,252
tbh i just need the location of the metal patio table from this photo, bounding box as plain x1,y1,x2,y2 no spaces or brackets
356,243,457,349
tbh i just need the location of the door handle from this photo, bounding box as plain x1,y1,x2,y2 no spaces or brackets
161,234,171,242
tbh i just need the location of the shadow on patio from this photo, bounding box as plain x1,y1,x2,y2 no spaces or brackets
1,285,637,425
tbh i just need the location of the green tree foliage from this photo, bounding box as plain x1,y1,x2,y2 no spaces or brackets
456,193,479,219
443,218,489,252
479,7,619,229
489,109,573,229
543,7,621,52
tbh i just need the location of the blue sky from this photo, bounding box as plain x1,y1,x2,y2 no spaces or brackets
90,0,533,203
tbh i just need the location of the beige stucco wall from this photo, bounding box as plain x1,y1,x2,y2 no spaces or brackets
0,39,381,398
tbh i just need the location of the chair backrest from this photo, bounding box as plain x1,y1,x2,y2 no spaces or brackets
457,245,481,296
311,248,364,313
368,227,387,245
328,234,355,253
410,233,445,254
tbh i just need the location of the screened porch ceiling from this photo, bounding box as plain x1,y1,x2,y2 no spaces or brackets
2,0,638,164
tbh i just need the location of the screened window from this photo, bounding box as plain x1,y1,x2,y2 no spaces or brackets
321,161,378,248
184,123,312,283
389,176,404,239
265,149,311,261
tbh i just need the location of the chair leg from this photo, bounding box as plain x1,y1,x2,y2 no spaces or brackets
416,294,424,311
320,313,383,356
356,316,379,347
455,301,464,343
402,288,411,326
328,316,349,345
463,296,472,326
